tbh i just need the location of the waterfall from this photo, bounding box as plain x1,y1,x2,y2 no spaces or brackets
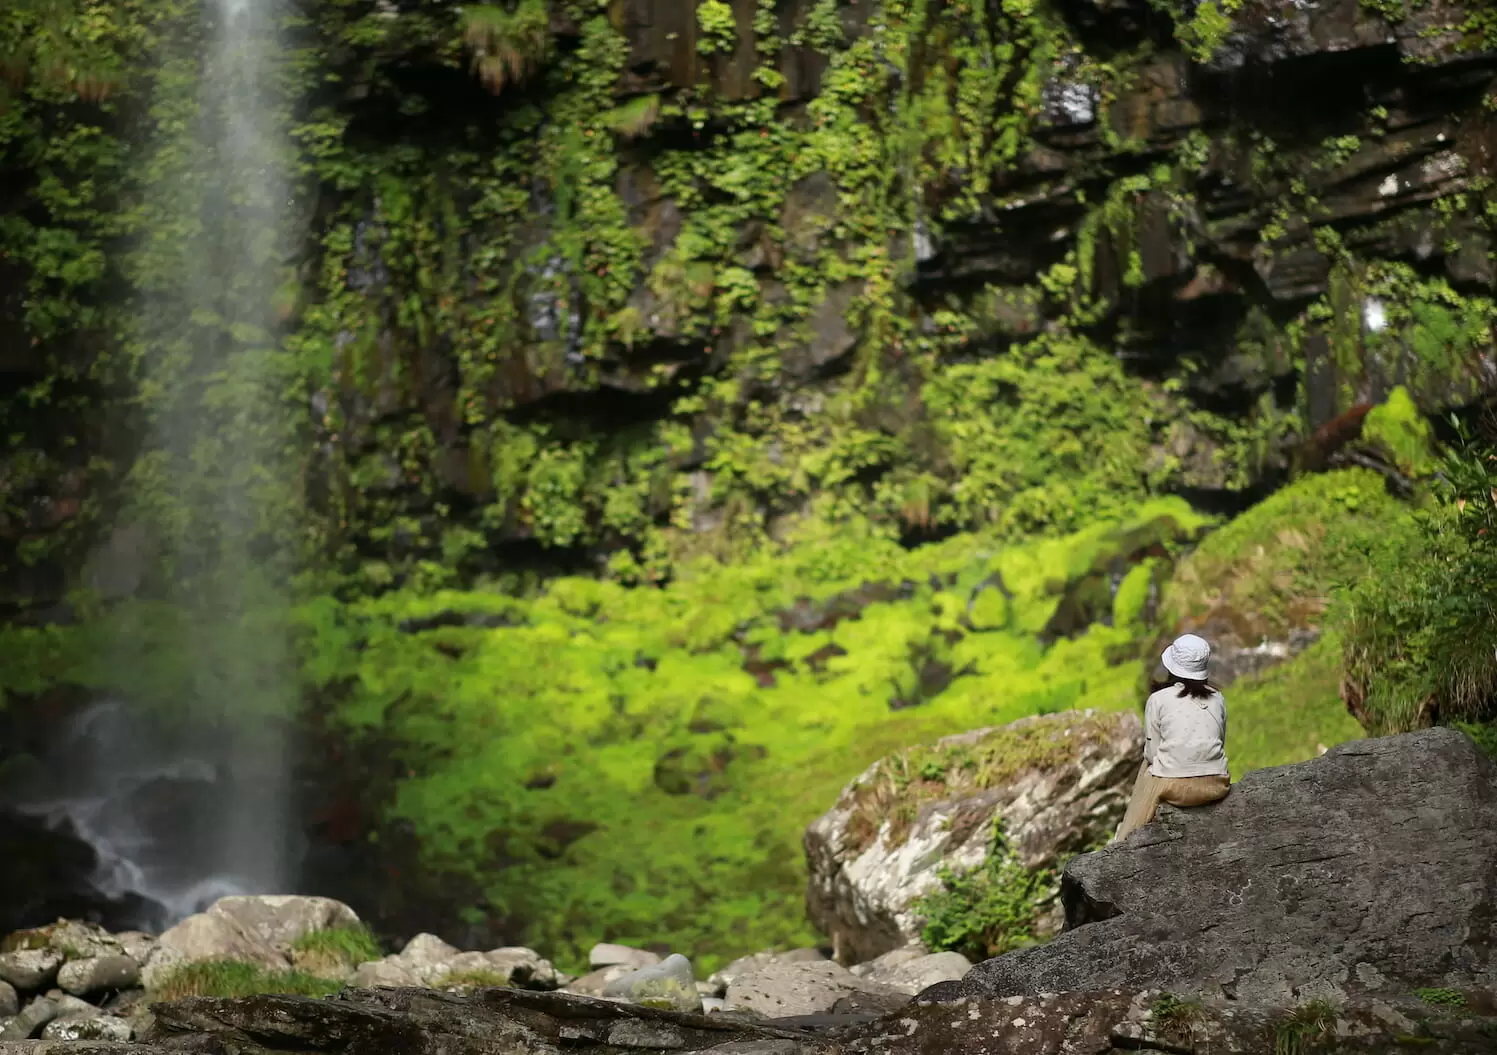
16,0,307,929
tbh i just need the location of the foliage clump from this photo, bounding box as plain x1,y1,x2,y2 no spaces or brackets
1335,413,1497,733
912,822,1055,963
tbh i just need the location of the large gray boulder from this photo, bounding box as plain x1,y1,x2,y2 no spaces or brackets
927,728,1497,1005
141,896,361,988
804,709,1141,965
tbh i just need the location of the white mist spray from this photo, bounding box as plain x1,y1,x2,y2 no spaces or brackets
15,0,303,929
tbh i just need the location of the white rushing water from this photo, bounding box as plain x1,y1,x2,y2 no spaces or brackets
23,0,306,929
16,700,289,932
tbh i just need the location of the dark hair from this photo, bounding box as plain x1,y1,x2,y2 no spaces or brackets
1150,674,1218,699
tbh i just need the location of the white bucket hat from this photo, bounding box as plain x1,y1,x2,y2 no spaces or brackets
1162,634,1211,681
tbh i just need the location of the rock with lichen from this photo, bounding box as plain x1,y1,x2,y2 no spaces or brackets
804,709,1141,966
931,728,1497,1007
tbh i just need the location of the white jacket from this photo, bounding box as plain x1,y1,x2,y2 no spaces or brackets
1144,684,1229,778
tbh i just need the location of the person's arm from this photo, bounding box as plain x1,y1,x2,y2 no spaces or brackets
1143,695,1158,765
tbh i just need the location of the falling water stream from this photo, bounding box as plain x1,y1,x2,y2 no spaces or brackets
9,0,302,932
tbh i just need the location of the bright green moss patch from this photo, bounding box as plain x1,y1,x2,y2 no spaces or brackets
1362,386,1436,478
148,961,343,1001
295,499,1208,972
1223,637,1364,780
1160,469,1417,642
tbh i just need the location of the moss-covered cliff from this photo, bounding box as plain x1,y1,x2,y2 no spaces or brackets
1,0,1495,970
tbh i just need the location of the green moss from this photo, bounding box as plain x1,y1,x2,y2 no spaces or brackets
1161,469,1416,643
843,712,1128,852
438,968,511,990
1362,386,1436,477
1415,987,1467,1008
292,499,1205,972
1224,637,1365,780
148,960,343,1001
289,924,383,969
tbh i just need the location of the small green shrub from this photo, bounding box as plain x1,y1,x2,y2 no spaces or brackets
148,961,343,1002
1414,987,1467,1008
1152,991,1204,1035
1335,417,1497,734
1362,386,1435,478
1274,999,1338,1055
913,823,1055,962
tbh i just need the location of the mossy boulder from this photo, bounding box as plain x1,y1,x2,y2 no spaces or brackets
803,709,1141,966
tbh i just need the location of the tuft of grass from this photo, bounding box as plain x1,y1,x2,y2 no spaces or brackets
1152,991,1204,1036
148,960,344,1002
290,924,383,967
438,968,511,990
1414,987,1467,1008
1274,998,1338,1055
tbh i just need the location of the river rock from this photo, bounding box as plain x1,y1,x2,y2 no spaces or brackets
724,960,907,1019
0,951,62,993
588,943,660,970
42,1014,133,1043
804,709,1142,965
0,983,13,1018
561,965,632,996
705,948,828,998
351,934,567,992
0,997,58,1040
57,956,140,996
931,728,1497,1005
602,954,701,1013
141,895,360,987
860,951,970,995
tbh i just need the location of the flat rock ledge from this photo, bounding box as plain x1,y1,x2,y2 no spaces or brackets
2,982,1496,1055
932,727,1497,1006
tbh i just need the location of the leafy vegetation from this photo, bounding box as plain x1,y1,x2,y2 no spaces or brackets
1415,987,1468,1008
913,822,1057,963
3,0,1496,984
292,499,1208,971
1152,991,1205,1037
1335,412,1497,733
1274,999,1338,1055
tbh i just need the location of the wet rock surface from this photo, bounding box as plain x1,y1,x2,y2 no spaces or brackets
933,728,1497,1005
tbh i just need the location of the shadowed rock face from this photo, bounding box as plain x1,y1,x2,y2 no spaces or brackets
923,727,1497,1006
